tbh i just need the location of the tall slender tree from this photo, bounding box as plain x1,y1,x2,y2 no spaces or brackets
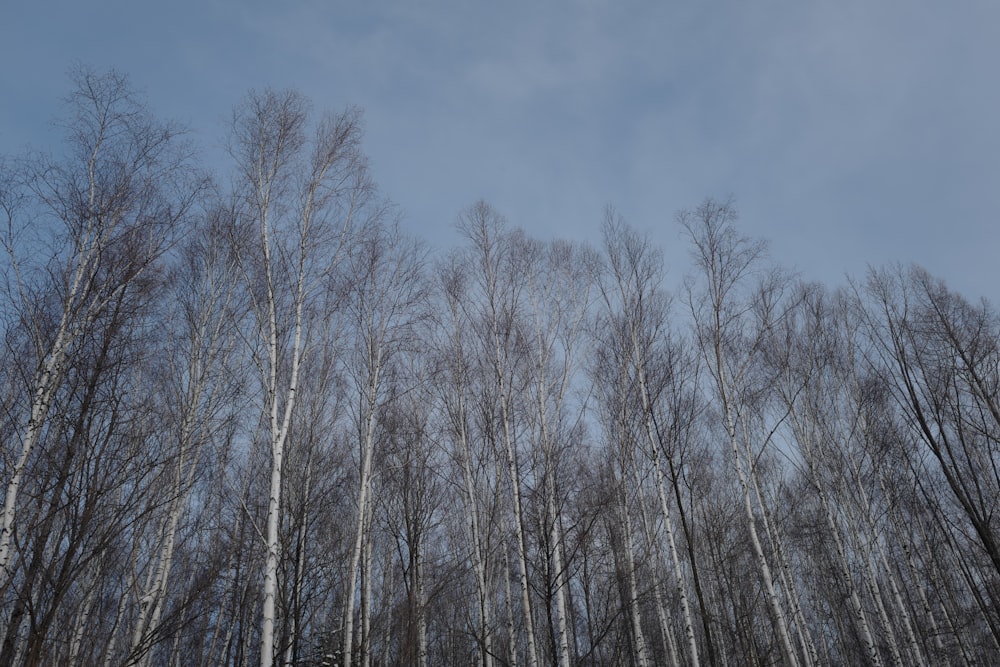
227,89,373,667
340,221,426,667
681,198,804,666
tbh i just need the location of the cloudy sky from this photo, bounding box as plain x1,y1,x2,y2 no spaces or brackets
2,1,998,301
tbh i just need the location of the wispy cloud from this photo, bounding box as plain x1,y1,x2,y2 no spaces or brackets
2,0,998,299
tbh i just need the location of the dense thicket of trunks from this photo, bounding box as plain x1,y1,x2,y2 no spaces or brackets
2,70,998,667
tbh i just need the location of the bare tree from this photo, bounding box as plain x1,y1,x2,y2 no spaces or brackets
861,265,1000,650
514,235,597,667
339,221,426,667
597,211,703,666
431,253,500,667
0,68,200,592
374,371,441,667
122,209,243,667
455,202,540,667
227,89,372,667
770,285,890,666
680,198,806,667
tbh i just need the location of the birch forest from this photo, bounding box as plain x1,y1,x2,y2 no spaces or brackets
3,69,1000,667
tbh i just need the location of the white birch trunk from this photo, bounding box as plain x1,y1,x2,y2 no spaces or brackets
259,216,306,667
635,364,700,667
546,481,572,667
649,446,699,667
846,461,909,667
128,406,205,667
499,402,539,667
872,480,927,667
652,577,680,667
932,560,975,667
503,549,518,667
1,87,175,588
343,386,380,667
102,581,132,667
709,320,799,667
621,503,650,667
900,537,944,657
360,523,373,667
66,549,107,665
456,400,494,667
816,475,882,667
169,617,185,667
600,216,707,667
783,392,883,667
531,366,571,667
522,247,593,667
416,541,428,667
0,360,62,585
863,550,905,667
635,482,680,667
721,395,799,667
492,329,539,667
750,471,818,667
231,94,362,667
341,225,424,667
874,520,925,666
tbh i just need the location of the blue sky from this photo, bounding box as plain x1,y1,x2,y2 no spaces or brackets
3,1,998,301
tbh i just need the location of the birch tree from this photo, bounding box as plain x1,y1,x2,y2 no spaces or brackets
0,67,200,591
227,89,372,667
590,334,653,667
432,254,503,667
122,210,242,667
599,213,703,666
457,202,540,667
770,285,888,666
376,380,440,667
860,266,1000,652
680,198,803,667
865,267,1000,580
275,314,349,667
339,221,426,667
517,236,597,667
